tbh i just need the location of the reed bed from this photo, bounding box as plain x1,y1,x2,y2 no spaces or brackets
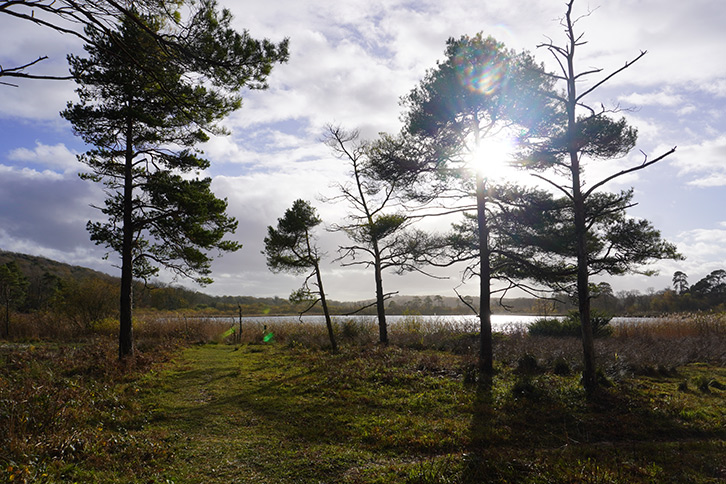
3,311,724,375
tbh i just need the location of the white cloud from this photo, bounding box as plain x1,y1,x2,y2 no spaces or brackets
619,90,684,108
0,164,65,181
678,105,697,116
670,135,726,185
668,226,726,280
8,142,78,173
688,173,726,188
702,79,726,97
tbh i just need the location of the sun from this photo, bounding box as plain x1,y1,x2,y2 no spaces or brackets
469,133,521,183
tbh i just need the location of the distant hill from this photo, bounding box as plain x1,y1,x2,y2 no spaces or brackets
0,250,570,315
0,249,115,285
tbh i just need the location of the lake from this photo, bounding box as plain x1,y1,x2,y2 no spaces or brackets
228,314,545,332
223,314,660,332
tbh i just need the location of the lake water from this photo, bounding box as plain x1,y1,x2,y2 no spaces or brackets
224,314,658,333
229,314,547,332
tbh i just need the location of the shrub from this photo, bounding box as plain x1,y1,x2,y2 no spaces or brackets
511,377,541,400
553,357,572,376
338,318,376,345
528,317,580,338
516,353,540,374
528,310,613,338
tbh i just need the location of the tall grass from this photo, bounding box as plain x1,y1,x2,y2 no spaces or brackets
4,311,725,372
0,337,177,482
216,312,725,378
496,313,726,377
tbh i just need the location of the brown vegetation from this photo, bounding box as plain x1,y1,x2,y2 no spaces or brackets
1,312,724,482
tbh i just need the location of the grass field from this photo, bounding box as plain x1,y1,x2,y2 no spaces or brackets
1,314,725,483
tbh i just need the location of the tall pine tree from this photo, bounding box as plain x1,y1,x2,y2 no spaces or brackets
62,5,288,358
377,34,557,380
523,0,679,393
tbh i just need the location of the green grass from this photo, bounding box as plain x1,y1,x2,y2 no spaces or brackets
136,345,474,483
2,337,725,483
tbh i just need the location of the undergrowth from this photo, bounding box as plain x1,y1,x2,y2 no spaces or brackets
1,312,724,482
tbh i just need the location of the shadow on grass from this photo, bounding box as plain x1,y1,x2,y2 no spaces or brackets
139,345,724,483
461,368,726,483
141,345,392,481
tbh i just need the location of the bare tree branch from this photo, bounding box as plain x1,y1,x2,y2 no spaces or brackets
453,286,478,316
585,146,677,197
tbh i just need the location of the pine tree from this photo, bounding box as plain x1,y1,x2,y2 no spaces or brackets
62,6,288,358
263,200,338,352
377,34,557,380
523,0,679,393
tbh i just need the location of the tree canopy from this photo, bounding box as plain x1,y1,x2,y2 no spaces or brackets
1,0,289,86
376,33,558,379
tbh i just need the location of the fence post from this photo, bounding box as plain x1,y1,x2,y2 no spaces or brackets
237,304,243,344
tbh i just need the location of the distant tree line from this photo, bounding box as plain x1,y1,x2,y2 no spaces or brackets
594,271,726,315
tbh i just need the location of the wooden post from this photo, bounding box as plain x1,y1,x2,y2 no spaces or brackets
237,304,243,344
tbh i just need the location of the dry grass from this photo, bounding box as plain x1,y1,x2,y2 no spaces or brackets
495,313,726,378
4,311,725,374
1,311,724,483
0,337,178,482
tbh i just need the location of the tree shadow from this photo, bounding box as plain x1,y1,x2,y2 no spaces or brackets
461,370,726,483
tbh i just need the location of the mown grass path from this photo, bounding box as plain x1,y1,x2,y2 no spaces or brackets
137,344,726,483
138,344,473,483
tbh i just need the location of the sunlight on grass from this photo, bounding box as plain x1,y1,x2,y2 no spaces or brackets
2,313,725,483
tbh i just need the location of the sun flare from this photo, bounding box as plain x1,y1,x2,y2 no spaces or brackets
469,134,519,182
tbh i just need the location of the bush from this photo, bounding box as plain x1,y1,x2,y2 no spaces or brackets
516,353,540,374
553,357,572,376
528,310,613,338
528,317,580,338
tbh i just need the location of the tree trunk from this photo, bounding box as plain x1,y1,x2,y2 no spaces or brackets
4,299,9,338
314,261,338,353
564,28,597,393
119,113,134,360
372,243,388,345
574,192,596,393
476,173,493,380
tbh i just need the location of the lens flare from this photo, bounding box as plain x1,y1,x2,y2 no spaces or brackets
454,46,506,96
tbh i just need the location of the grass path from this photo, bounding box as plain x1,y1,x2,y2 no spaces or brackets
139,344,472,483
135,344,726,483
140,345,362,482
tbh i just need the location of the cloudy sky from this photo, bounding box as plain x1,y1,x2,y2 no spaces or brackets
1,0,725,301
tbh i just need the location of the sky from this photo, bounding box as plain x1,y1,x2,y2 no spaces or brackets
1,0,725,302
